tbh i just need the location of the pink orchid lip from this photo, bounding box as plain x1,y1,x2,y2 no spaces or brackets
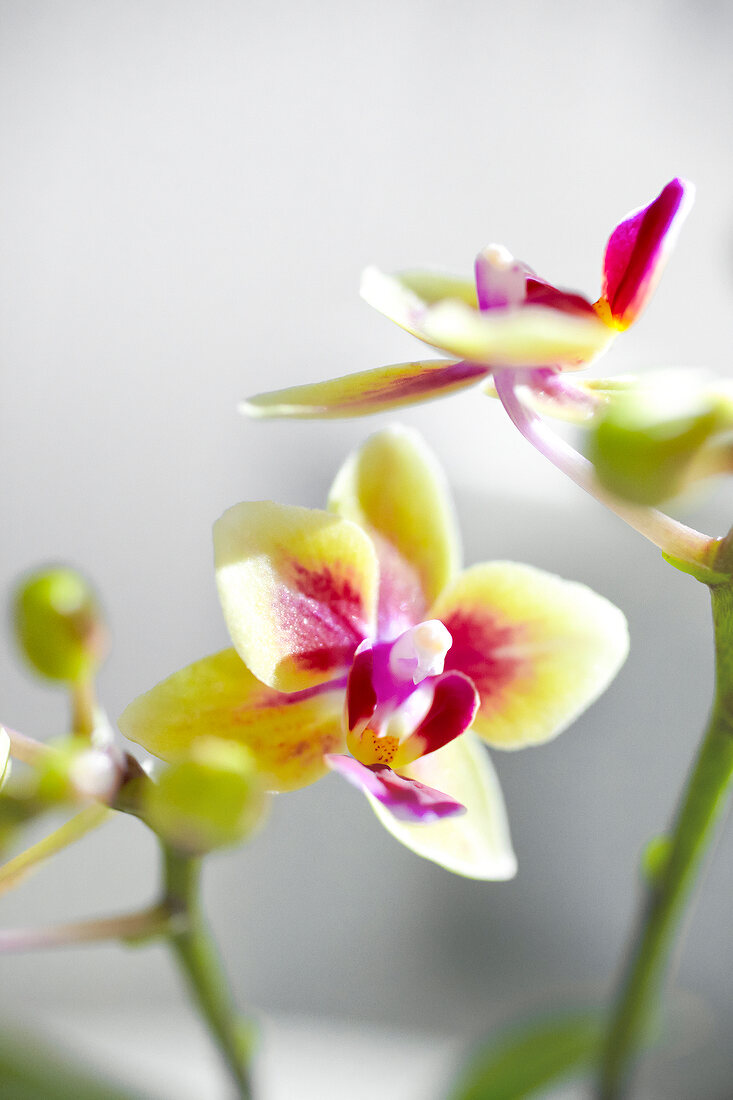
325,753,466,823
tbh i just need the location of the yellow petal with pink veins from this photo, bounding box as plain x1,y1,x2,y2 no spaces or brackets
328,426,461,612
241,359,487,419
118,649,345,792
214,501,378,693
430,563,628,750
367,733,517,880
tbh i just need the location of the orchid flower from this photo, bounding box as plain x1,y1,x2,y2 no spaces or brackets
242,179,692,421
242,180,716,568
119,428,628,879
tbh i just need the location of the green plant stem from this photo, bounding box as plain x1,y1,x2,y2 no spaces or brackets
0,904,172,953
598,580,733,1098
161,842,254,1099
71,678,97,738
0,804,110,895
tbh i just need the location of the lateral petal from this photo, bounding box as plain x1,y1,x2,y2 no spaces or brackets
214,502,377,692
241,360,488,419
118,649,346,792
328,425,461,621
368,733,517,880
431,563,628,749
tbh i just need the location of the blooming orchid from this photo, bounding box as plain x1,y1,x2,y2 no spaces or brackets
119,427,628,878
242,179,692,420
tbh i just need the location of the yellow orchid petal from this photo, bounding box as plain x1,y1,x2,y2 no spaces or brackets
328,425,461,614
214,502,378,692
420,300,613,369
367,733,517,880
431,563,628,749
241,359,487,419
118,649,345,792
360,266,477,342
396,269,479,309
360,265,612,368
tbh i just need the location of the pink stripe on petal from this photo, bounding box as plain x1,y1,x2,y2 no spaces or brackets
441,609,526,703
396,671,479,764
242,360,489,419
346,641,377,732
325,754,466,823
280,559,371,673
600,178,693,329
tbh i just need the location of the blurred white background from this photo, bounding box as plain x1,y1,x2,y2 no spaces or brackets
2,1,733,1096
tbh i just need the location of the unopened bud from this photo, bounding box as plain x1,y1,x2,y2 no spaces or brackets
589,373,722,505
143,739,267,855
12,567,108,684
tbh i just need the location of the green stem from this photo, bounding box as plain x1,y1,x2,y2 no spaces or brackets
598,580,733,1098
70,678,97,738
161,842,254,1099
0,804,110,896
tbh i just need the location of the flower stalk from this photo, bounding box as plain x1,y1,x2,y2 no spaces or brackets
0,803,110,896
0,903,172,954
161,842,255,1100
493,371,717,569
597,577,733,1098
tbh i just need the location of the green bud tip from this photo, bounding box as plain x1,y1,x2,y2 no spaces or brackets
12,566,108,684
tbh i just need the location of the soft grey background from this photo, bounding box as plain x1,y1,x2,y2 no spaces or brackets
2,1,733,1096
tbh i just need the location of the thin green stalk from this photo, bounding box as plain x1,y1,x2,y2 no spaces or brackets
0,904,171,953
161,842,254,1099
597,580,733,1098
0,804,110,895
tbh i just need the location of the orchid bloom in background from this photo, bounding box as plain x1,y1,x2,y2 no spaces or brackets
242,180,715,568
119,427,628,879
242,179,692,421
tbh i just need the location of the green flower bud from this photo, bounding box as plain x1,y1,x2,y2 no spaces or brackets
143,739,267,855
589,374,722,506
12,567,108,684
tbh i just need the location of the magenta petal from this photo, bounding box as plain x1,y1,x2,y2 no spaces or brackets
325,754,466,823
524,277,598,318
601,178,693,329
401,670,479,760
346,640,378,732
